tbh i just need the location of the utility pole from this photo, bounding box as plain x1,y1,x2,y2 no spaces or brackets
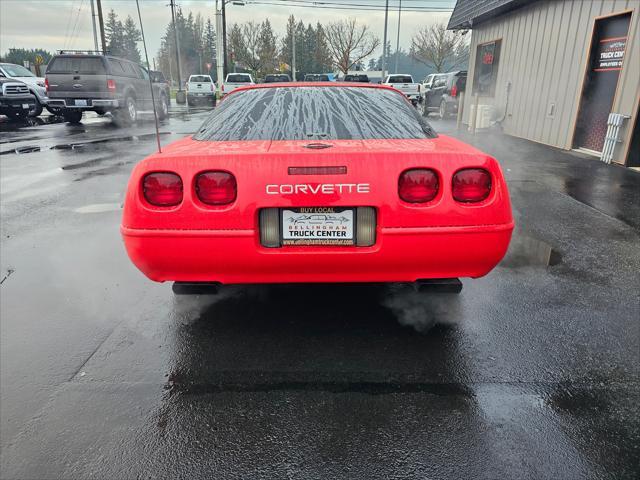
96,0,107,54
170,0,183,96
222,0,228,76
292,22,297,81
216,1,224,89
90,0,99,52
394,0,402,73
381,0,389,81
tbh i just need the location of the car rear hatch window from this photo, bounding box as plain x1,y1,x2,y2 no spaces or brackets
47,57,106,74
190,76,211,83
227,74,251,82
387,76,413,83
265,75,290,82
194,86,436,141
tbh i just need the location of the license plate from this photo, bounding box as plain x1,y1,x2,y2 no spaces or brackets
22,104,29,109
75,99,88,106
282,207,354,246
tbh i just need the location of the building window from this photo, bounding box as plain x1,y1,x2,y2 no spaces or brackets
473,39,501,96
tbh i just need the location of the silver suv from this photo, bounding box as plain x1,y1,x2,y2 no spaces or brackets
45,52,169,125
0,63,48,117
0,78,36,120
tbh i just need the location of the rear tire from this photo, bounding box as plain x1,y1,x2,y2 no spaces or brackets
63,110,83,124
157,94,169,120
30,98,43,117
113,95,137,126
439,100,448,120
420,99,429,117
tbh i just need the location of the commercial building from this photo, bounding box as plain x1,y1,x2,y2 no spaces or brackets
448,0,639,167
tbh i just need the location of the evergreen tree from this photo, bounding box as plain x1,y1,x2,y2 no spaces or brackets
122,16,142,63
228,23,247,71
1,48,52,66
279,15,296,75
258,19,278,75
203,19,217,78
105,9,124,57
302,24,316,74
295,21,306,75
313,23,332,73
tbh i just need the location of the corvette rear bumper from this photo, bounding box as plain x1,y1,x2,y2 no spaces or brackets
121,222,514,284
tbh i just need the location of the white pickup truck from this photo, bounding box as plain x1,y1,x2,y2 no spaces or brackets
382,74,421,105
186,74,216,106
222,73,255,96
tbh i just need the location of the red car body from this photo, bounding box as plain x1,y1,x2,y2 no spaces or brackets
121,83,513,284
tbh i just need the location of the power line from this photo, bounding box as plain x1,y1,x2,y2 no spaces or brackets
67,0,86,50
242,0,452,12
62,0,78,49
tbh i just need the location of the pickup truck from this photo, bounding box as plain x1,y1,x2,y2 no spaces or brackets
221,73,254,96
186,74,216,106
46,53,169,125
382,74,421,105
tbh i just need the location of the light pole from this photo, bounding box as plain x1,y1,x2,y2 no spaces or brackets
220,1,245,79
292,22,296,81
89,0,99,52
170,0,184,102
216,1,224,89
96,0,107,54
381,0,389,81
394,0,402,73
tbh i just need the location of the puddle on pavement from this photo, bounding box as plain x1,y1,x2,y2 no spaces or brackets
500,234,562,268
50,132,172,151
0,145,42,156
74,203,122,213
0,115,66,132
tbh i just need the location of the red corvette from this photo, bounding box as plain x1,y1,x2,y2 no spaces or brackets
121,83,513,289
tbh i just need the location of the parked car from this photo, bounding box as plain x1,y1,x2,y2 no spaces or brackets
221,73,254,96
421,71,467,119
150,69,171,106
343,74,370,83
45,52,170,124
186,74,216,106
264,74,291,83
420,74,437,94
0,62,49,116
304,74,330,82
0,78,36,121
382,74,421,105
121,83,513,292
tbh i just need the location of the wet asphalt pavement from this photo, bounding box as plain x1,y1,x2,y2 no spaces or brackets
1,108,639,479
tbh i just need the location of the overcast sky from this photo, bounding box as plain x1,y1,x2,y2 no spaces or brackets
0,0,455,62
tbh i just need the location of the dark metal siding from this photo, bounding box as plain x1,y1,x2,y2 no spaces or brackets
461,0,638,160
448,0,539,30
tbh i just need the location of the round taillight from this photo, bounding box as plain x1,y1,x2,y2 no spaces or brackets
142,172,183,206
452,168,492,202
196,171,237,205
398,169,439,203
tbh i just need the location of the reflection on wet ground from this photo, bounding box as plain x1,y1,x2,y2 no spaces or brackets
501,233,562,268
2,117,639,479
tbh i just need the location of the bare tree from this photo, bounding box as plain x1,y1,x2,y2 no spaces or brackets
240,21,263,73
324,19,380,74
410,22,469,73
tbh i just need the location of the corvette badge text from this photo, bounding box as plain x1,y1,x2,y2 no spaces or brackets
266,184,370,195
